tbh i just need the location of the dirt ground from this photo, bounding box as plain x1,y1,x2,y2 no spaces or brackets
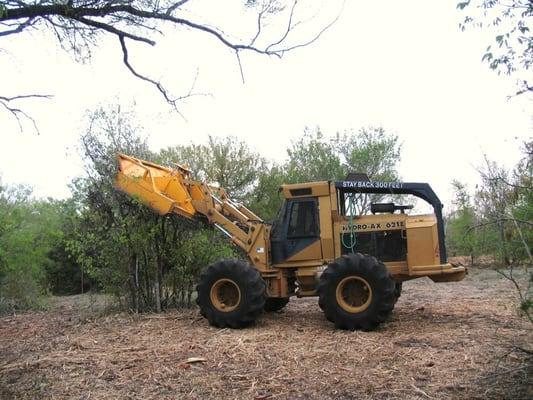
1,267,532,400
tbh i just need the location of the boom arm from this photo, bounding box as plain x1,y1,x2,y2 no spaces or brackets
115,154,270,267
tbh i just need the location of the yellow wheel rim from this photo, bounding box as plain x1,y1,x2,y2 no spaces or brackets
336,276,373,313
210,279,241,312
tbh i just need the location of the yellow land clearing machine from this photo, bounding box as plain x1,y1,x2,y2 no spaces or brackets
115,154,466,331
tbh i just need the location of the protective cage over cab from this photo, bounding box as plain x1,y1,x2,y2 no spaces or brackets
271,178,466,283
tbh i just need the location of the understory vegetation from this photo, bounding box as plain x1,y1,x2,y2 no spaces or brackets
445,142,532,321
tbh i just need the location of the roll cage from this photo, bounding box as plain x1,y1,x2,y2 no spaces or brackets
335,181,447,263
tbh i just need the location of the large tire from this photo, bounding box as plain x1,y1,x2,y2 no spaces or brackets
264,297,289,312
394,282,403,300
317,253,396,331
196,259,266,328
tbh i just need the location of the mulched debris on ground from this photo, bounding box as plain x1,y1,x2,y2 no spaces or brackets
1,267,531,399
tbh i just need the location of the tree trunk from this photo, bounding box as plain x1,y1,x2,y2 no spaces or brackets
143,249,151,309
510,211,533,263
498,220,510,266
133,255,140,313
153,244,162,313
154,258,162,313
80,265,84,294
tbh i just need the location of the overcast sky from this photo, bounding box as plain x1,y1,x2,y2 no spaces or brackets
1,0,531,209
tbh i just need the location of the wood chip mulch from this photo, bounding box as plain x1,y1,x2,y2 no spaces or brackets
1,268,531,399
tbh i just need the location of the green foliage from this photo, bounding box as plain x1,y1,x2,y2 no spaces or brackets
284,126,401,182
160,135,267,201
44,198,94,295
166,229,239,307
447,150,532,266
0,183,75,312
446,143,532,322
446,180,479,264
282,126,402,214
247,164,287,221
285,127,344,183
458,0,533,95
336,126,402,182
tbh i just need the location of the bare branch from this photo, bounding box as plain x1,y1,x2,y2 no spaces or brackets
275,1,344,54
166,0,191,16
488,175,532,190
73,15,155,45
117,34,210,120
0,94,52,102
235,50,245,84
496,267,533,323
0,94,52,134
507,81,533,98
265,0,298,52
0,17,36,37
249,0,274,46
0,2,338,58
0,0,343,126
118,35,180,112
464,218,533,234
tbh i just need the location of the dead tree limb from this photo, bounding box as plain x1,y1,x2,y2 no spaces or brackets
0,0,342,126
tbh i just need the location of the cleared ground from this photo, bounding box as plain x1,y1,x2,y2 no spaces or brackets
1,267,531,399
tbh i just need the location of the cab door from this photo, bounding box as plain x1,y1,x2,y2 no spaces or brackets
270,198,322,263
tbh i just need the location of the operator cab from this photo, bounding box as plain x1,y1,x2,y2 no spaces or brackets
270,196,321,264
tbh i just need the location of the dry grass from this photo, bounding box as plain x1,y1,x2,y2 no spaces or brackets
1,267,532,400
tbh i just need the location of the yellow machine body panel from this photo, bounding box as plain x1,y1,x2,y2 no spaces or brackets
406,215,440,268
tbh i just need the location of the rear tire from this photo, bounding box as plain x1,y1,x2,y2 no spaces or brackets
264,297,289,312
196,260,265,328
317,253,396,331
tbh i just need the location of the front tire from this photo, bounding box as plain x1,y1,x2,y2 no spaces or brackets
317,253,396,331
196,260,266,328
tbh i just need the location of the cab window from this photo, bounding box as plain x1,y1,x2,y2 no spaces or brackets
287,200,318,238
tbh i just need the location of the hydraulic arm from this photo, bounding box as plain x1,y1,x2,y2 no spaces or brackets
115,154,271,271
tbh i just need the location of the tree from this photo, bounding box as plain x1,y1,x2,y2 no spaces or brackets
447,146,532,322
284,126,402,214
458,0,533,96
475,158,516,265
509,141,533,262
44,198,92,295
0,0,341,129
336,127,401,182
0,181,71,312
160,135,267,201
67,105,240,312
247,163,286,221
285,127,344,183
446,179,478,265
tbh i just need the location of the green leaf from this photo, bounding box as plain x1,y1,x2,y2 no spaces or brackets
482,52,493,62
